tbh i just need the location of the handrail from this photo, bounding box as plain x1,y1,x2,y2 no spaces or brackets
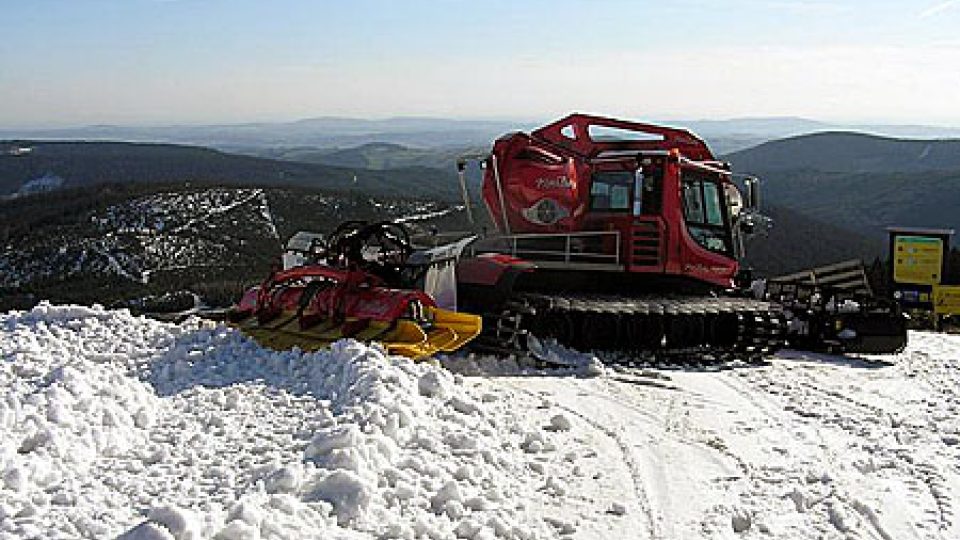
473,230,621,266
490,230,623,239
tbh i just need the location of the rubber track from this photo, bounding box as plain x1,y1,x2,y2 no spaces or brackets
472,293,788,363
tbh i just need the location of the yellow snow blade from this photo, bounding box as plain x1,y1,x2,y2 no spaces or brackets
382,319,431,358
382,308,482,359
230,307,481,360
430,307,483,352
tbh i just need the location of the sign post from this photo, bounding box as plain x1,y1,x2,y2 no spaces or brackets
888,227,954,327
933,285,960,330
893,235,944,286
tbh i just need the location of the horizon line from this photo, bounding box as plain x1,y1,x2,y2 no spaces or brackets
3,114,960,133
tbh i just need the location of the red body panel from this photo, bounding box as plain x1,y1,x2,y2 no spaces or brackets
235,265,436,325
456,253,535,287
481,113,738,289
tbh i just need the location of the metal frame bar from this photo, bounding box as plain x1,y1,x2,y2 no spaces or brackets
475,230,621,267
490,154,512,236
456,152,491,226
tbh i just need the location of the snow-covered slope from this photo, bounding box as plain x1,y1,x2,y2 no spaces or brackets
0,305,612,539
2,305,960,539
0,188,280,289
488,342,960,540
0,185,459,294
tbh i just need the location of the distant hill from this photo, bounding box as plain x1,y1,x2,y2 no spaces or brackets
674,116,960,141
750,168,960,239
728,131,960,174
665,117,830,153
0,141,462,200
0,116,830,158
0,117,528,150
6,115,960,156
726,132,960,240
673,117,831,137
743,204,883,276
259,142,484,172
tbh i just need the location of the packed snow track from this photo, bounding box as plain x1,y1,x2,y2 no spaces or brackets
2,304,959,539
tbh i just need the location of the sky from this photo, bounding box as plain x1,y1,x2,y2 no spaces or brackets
2,0,960,128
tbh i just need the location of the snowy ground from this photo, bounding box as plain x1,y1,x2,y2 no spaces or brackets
2,305,960,539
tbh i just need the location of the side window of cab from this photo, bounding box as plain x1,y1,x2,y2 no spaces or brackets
590,171,632,212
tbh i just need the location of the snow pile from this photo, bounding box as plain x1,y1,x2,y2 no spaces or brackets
1,305,176,537
1,304,594,539
12,303,957,539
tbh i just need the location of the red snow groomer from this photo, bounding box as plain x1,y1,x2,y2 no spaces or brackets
454,113,907,358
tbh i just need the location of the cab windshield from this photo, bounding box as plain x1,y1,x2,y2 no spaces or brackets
681,173,732,255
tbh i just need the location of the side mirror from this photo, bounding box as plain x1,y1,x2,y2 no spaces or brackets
744,176,760,209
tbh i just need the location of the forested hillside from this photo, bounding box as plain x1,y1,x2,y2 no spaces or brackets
0,141,460,200
257,142,483,172
729,132,960,174
0,182,470,311
728,132,960,239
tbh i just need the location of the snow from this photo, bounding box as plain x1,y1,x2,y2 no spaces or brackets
257,191,280,241
16,173,64,196
3,303,960,539
394,207,460,224
167,189,266,235
1,304,593,539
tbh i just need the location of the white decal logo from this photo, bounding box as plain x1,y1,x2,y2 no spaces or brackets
535,176,573,190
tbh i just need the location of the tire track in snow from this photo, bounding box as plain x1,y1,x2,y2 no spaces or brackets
713,372,898,539
609,369,875,538
792,366,953,536
761,364,957,536
723,362,948,540
598,377,752,477
498,379,663,540
613,368,902,540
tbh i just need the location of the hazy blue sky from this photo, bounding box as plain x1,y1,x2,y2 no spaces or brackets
2,0,959,127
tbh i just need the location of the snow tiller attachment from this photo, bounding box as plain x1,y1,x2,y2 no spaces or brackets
228,221,481,360
765,259,908,354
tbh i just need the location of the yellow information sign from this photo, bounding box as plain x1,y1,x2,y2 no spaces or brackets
933,285,960,316
893,235,943,285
